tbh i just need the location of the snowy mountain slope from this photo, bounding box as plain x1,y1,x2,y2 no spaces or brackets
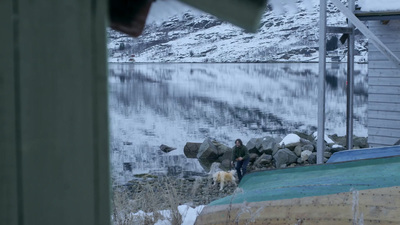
107,0,368,63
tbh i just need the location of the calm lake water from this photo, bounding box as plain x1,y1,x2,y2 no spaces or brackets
108,63,368,184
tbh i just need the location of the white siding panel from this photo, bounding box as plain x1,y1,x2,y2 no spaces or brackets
368,118,400,130
372,33,400,40
369,52,400,61
368,77,400,85
369,127,400,137
368,68,400,78
369,44,400,53
369,61,400,69
368,135,400,146
369,85,400,94
369,94,400,103
368,102,400,111
368,20,400,147
369,110,400,120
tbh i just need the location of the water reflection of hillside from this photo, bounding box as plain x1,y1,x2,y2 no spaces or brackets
109,63,367,134
108,63,368,184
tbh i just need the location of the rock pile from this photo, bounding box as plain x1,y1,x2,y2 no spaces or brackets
118,132,369,211
184,132,368,172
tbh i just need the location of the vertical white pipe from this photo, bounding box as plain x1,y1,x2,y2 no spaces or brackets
317,0,327,164
346,0,355,150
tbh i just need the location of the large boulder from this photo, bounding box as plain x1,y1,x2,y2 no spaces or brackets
308,153,317,164
294,145,302,157
300,138,314,146
253,153,272,168
184,142,202,158
197,138,219,160
218,150,232,162
246,138,263,154
329,144,346,153
219,159,233,171
218,150,233,171
246,136,279,155
294,131,315,142
279,133,301,150
273,148,298,168
197,138,224,172
249,153,259,163
197,158,213,173
260,136,279,155
212,140,232,155
302,144,315,152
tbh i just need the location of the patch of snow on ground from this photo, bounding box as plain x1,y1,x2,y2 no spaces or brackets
130,205,205,225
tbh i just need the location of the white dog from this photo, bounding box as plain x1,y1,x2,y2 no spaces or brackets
212,170,237,190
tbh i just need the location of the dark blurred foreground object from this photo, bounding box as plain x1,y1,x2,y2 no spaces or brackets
109,0,153,37
108,0,267,37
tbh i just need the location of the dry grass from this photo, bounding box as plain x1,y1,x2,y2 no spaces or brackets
111,176,183,225
111,174,237,225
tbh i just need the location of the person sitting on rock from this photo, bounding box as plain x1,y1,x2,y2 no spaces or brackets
231,139,250,183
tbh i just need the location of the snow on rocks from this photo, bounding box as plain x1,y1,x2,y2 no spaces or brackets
312,131,335,144
279,133,301,146
185,132,368,171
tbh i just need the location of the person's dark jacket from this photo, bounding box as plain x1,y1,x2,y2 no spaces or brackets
232,145,249,162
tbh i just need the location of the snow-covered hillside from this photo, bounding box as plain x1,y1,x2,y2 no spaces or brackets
107,0,368,63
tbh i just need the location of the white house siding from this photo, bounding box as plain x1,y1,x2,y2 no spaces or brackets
367,20,400,147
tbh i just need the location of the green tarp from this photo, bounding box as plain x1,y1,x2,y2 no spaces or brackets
210,156,400,206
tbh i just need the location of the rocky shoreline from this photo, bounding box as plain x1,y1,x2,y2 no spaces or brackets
117,132,369,211
184,132,368,173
